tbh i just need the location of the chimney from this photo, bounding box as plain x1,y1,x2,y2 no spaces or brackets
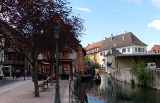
111,34,113,41
123,31,127,40
123,35,125,40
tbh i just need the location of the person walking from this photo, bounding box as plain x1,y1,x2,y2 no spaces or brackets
15,70,18,79
52,72,56,80
12,70,15,79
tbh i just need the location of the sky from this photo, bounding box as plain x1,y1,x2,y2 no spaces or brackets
68,0,160,50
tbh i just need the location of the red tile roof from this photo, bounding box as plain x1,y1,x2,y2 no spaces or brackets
85,40,104,54
148,45,160,53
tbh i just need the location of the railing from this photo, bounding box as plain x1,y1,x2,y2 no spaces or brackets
69,80,80,103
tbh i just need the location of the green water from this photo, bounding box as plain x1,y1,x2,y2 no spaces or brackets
75,73,160,103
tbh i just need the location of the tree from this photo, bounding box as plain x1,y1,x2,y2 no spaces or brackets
92,63,100,70
0,0,84,97
131,61,152,87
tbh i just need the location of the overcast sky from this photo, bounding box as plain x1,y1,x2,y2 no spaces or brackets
68,0,160,50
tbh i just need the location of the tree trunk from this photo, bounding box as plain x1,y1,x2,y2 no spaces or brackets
32,60,39,97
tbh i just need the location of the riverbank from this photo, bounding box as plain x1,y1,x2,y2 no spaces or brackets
111,68,160,90
0,79,70,103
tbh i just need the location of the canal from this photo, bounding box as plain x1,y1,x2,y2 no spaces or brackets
75,73,160,103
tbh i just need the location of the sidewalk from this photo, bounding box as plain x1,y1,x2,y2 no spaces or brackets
0,80,70,103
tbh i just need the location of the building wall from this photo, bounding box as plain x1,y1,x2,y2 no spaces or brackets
99,45,147,69
111,68,160,90
75,45,85,73
96,52,101,64
116,57,135,69
105,55,112,73
117,45,147,54
87,54,95,62
116,56,160,69
111,55,160,89
86,52,100,64
111,68,135,83
99,50,109,67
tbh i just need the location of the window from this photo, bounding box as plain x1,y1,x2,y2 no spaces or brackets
138,48,140,52
117,50,120,52
142,48,145,52
138,48,142,52
127,48,130,52
135,47,137,52
122,48,126,53
103,52,105,56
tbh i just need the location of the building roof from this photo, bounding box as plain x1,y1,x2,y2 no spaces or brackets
99,32,147,51
85,40,104,50
148,45,160,53
85,40,104,54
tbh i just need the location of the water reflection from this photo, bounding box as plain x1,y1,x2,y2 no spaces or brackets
75,73,160,103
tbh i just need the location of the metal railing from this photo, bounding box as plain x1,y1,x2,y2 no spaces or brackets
69,80,80,103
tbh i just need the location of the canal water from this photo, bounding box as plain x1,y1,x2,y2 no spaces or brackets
75,73,160,103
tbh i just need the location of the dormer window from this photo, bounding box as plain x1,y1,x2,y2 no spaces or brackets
122,48,126,53
142,48,145,52
135,47,137,52
128,48,130,52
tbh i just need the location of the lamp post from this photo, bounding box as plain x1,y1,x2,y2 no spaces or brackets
54,26,61,103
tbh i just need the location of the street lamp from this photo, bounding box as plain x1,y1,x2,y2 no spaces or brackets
54,26,61,103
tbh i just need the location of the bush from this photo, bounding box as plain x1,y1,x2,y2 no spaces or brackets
75,75,81,84
130,79,135,88
131,61,152,87
92,63,100,70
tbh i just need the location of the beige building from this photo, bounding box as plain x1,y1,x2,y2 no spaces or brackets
85,40,104,64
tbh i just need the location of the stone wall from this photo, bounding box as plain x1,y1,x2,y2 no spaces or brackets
150,69,160,89
111,68,136,83
111,68,160,89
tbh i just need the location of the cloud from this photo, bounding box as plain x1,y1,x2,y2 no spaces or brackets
148,20,160,30
150,0,160,7
74,6,92,12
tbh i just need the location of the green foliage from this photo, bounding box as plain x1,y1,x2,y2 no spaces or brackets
76,75,82,84
84,56,91,65
84,56,90,61
131,61,152,87
92,63,100,70
130,79,135,88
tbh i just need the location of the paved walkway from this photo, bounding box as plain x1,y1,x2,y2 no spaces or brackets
0,79,70,103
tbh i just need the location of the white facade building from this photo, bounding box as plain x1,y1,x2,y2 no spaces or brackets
99,32,147,72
